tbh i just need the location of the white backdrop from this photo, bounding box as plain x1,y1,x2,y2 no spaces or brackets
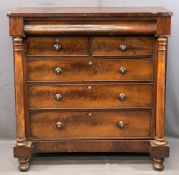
0,0,179,139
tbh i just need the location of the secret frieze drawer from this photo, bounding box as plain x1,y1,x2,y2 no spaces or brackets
28,84,153,109
29,110,151,140
25,36,154,56
27,59,153,82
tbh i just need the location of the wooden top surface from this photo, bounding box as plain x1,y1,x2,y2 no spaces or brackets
7,7,172,17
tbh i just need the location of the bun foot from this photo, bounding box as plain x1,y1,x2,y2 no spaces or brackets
153,158,164,171
18,158,30,172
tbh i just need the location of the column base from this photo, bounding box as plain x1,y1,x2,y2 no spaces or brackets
14,139,32,172
150,138,169,171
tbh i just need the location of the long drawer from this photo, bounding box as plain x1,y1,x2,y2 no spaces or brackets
27,59,153,82
29,111,151,140
28,84,153,109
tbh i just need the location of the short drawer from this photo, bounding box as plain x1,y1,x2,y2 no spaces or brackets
27,59,153,82
92,37,154,56
29,111,151,139
28,84,153,109
26,37,89,56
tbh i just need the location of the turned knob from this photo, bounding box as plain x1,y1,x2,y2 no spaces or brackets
56,121,63,129
118,121,125,129
119,44,127,51
119,66,127,74
118,93,126,102
53,42,62,51
54,93,62,101
54,67,62,75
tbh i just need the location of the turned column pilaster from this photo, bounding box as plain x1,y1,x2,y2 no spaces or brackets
13,37,26,144
13,37,32,172
154,37,168,145
150,37,169,171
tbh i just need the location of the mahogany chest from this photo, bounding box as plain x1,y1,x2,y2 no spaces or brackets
8,7,172,171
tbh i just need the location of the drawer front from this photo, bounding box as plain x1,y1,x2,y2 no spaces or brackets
30,111,151,139
27,59,153,82
26,37,88,56
28,84,152,109
92,37,154,56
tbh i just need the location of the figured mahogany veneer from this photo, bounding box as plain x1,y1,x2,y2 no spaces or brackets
91,37,154,56
30,111,151,139
8,7,172,172
27,59,153,82
26,37,88,56
28,84,153,109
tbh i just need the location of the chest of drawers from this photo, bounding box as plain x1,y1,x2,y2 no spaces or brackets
8,7,172,172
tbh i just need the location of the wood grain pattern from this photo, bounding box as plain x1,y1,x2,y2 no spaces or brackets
155,37,167,140
13,37,26,139
30,111,151,139
9,17,24,36
26,37,88,56
33,140,150,153
28,84,153,109
24,20,157,36
8,7,172,171
7,7,172,17
157,17,171,36
92,37,154,56
27,59,153,82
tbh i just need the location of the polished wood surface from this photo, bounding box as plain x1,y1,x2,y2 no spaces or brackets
27,59,153,82
33,140,150,153
13,38,26,139
24,21,157,36
28,84,153,109
30,111,151,139
9,17,24,36
155,38,167,140
26,36,154,56
92,37,154,56
7,7,172,17
8,7,172,171
26,37,88,56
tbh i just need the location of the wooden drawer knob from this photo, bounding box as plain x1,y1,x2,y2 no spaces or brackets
56,121,63,129
119,66,127,74
118,121,125,129
118,93,126,102
119,44,127,51
54,93,62,101
53,42,62,51
54,67,62,75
